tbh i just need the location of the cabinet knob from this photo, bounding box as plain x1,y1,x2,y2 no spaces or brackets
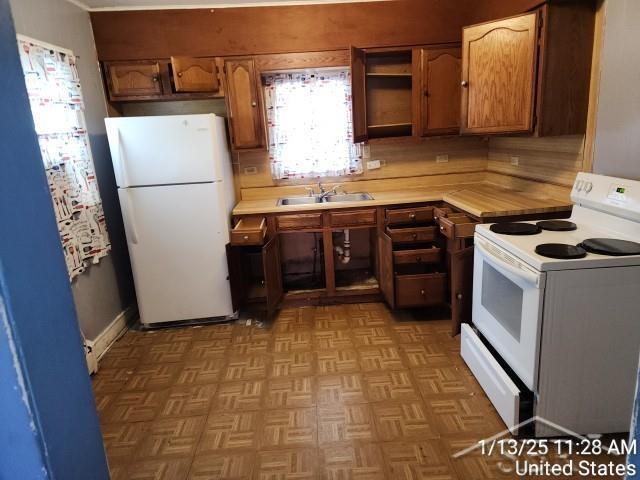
420,289,425,296
243,235,249,240
412,233,418,240
177,72,183,78
152,76,159,82
416,257,422,263
251,101,257,107
440,226,445,231
457,293,463,300
409,213,416,219
461,80,468,87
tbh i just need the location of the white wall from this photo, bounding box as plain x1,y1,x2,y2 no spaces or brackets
9,0,135,340
593,0,640,180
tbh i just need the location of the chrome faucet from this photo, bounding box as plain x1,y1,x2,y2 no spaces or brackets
318,184,343,200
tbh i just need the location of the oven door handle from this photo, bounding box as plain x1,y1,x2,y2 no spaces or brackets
475,240,543,288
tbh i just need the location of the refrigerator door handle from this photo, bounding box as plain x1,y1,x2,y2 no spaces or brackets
116,128,131,188
120,190,139,244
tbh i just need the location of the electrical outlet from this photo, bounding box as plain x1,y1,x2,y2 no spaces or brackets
436,154,449,163
367,160,381,170
362,145,371,160
510,156,520,166
243,166,258,175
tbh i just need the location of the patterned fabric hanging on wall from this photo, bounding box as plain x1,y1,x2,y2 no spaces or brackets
18,37,110,280
263,69,363,180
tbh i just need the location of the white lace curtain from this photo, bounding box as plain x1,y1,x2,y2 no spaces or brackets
263,69,363,180
18,37,110,280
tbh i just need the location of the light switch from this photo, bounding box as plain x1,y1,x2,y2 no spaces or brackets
243,166,258,175
367,160,381,170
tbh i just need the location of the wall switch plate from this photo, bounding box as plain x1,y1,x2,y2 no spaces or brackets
510,156,520,166
362,145,371,160
367,160,381,170
436,154,449,163
243,166,258,175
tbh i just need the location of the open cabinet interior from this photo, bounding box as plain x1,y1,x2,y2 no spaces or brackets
333,228,379,290
365,50,414,139
279,232,326,293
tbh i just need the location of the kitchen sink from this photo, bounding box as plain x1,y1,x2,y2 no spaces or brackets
277,197,323,206
322,193,373,202
277,192,373,206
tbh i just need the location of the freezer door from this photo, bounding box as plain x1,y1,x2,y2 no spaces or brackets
106,114,228,187
119,182,233,324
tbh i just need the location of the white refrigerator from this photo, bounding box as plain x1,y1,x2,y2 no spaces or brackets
105,114,235,326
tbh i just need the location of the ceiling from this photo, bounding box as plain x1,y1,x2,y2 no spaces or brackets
77,0,390,11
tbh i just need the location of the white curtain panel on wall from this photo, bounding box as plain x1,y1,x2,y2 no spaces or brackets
17,36,110,280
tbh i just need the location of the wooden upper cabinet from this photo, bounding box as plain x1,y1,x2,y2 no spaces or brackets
350,46,368,142
419,47,461,136
461,12,539,135
224,58,265,149
170,56,219,93
461,2,595,136
105,61,162,99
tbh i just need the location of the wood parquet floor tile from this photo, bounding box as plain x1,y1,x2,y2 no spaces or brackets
270,352,314,378
96,302,586,480
261,407,318,448
320,443,387,480
265,377,315,409
318,404,377,444
316,374,368,405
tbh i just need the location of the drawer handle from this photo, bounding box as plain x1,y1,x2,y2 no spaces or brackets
243,235,249,240
412,233,418,240
420,289,425,296
410,213,416,220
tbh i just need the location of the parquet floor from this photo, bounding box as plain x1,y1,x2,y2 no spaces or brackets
92,303,622,479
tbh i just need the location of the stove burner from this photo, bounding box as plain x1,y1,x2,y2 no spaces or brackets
535,243,587,259
579,238,640,256
536,220,578,231
490,222,541,235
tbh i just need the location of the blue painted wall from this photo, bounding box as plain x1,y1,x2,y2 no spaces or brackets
0,0,109,478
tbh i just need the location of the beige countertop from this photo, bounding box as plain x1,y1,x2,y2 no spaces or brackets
232,182,573,218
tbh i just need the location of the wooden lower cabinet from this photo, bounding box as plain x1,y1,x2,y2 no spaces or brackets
450,245,474,336
226,236,283,321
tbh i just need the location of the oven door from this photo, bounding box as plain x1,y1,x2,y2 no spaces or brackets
473,236,545,390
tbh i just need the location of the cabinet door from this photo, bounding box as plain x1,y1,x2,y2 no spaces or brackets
461,12,539,134
420,47,461,135
171,56,219,93
350,47,368,142
106,61,162,98
262,236,283,320
224,58,265,149
226,244,245,312
451,245,474,336
378,230,395,309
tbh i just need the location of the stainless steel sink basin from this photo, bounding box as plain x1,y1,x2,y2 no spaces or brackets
277,192,373,206
277,197,323,206
322,193,374,202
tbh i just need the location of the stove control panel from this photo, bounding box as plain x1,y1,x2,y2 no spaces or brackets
572,172,640,222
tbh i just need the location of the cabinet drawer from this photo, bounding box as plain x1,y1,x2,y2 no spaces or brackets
393,247,442,265
395,272,447,307
461,324,520,429
386,226,437,244
230,217,266,246
438,215,478,239
276,213,322,231
386,206,434,226
330,209,376,227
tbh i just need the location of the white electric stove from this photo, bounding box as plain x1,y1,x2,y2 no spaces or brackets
461,172,640,437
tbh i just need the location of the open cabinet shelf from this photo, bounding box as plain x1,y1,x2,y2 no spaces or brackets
351,47,415,141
